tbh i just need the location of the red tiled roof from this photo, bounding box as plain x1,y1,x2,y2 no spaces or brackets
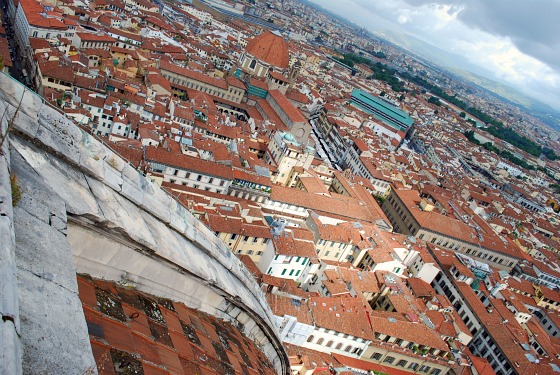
0,38,12,68
76,32,116,43
20,0,67,29
78,275,276,375
245,30,289,69
333,353,417,375
145,146,233,179
270,185,382,224
159,60,228,90
268,90,306,124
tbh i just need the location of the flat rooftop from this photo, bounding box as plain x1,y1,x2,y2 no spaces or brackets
350,89,413,132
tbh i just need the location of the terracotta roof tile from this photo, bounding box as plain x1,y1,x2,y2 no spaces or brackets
245,30,289,69
78,275,276,375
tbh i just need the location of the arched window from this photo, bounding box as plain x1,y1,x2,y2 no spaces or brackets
249,59,257,69
316,338,324,345
307,335,315,342
326,340,333,347
335,343,343,350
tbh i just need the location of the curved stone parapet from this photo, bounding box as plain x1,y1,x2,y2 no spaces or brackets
0,73,289,374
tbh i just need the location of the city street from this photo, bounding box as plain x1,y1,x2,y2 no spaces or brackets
1,2,26,84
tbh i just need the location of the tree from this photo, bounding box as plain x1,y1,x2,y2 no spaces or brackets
379,91,386,97
459,112,466,118
543,147,558,161
428,96,442,106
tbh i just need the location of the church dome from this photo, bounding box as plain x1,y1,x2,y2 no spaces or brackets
244,30,289,70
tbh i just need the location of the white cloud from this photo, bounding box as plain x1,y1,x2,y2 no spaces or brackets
397,14,409,24
311,0,560,108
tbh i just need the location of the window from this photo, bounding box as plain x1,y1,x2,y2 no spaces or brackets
396,360,407,367
307,335,315,342
383,356,395,364
326,340,333,347
371,352,382,360
420,365,431,373
252,237,259,243
431,370,442,375
230,233,237,240
281,269,287,275
256,251,263,256
316,338,324,345
344,345,352,352
289,269,295,276
408,363,419,370
243,236,249,242
247,250,254,255
295,270,300,276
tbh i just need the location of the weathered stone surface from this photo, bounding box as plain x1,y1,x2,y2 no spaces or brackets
120,177,144,206
14,209,78,294
0,79,42,120
100,159,124,192
12,154,95,375
0,321,22,375
168,200,188,234
10,152,66,226
140,183,172,224
0,90,21,375
18,267,96,375
104,152,126,172
6,106,40,140
0,217,19,342
11,139,102,217
85,176,158,249
121,162,142,186
36,115,82,166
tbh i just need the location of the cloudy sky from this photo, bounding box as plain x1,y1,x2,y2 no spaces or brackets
310,0,560,110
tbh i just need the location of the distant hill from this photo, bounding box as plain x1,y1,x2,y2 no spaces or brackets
373,30,560,132
448,68,560,131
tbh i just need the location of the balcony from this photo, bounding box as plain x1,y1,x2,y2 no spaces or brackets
372,340,451,365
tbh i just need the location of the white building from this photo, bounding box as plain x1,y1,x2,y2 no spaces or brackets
258,229,316,281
